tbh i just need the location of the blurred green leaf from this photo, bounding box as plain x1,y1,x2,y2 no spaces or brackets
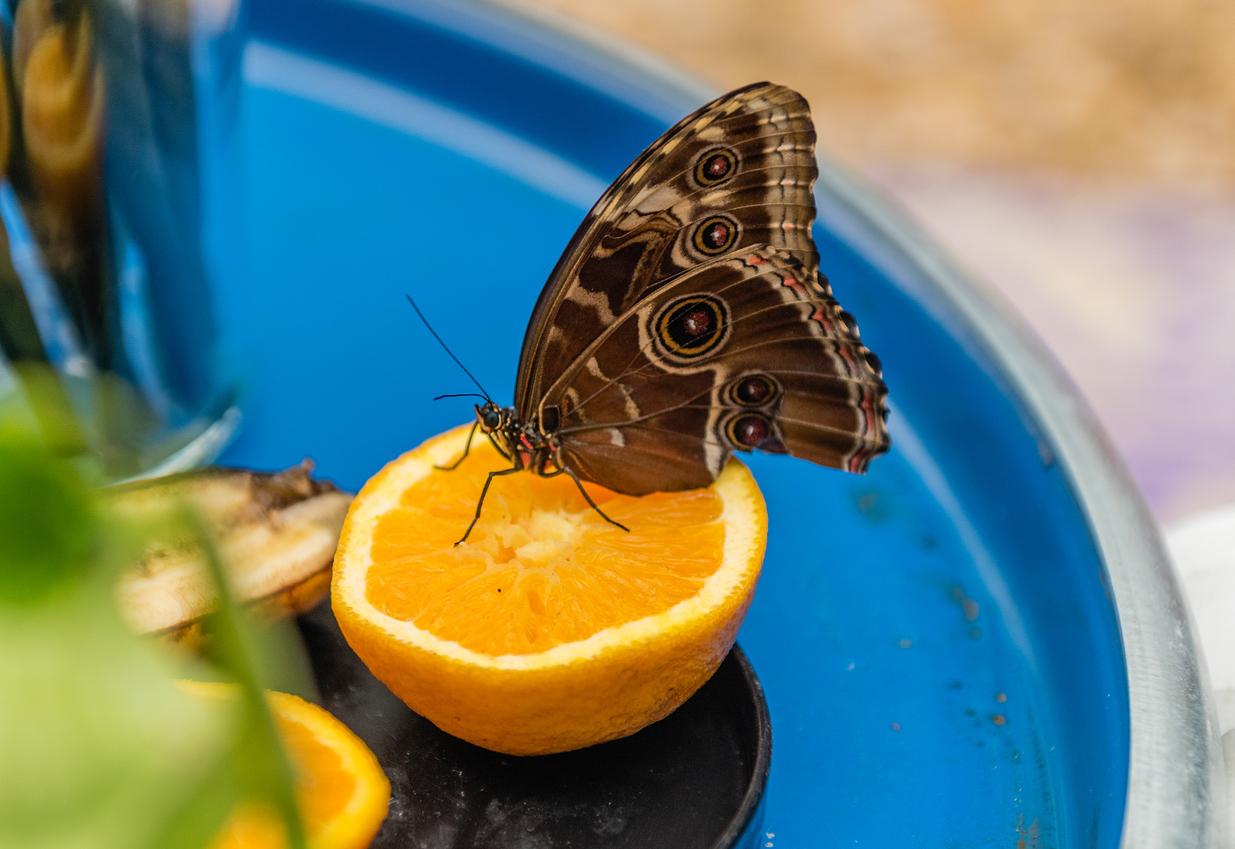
0,410,307,849
0,366,89,464
0,531,232,849
183,508,307,849
0,428,96,603
0,364,163,480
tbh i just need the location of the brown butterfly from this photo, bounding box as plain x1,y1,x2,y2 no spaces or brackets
420,82,890,543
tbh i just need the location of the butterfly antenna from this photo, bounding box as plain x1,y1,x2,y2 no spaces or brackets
433,393,490,402
405,294,492,402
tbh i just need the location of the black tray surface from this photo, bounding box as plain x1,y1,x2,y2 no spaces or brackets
297,603,770,849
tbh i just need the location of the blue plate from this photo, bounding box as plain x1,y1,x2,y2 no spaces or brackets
209,1,1221,846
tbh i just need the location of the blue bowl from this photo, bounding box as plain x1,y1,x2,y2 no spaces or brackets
211,1,1223,846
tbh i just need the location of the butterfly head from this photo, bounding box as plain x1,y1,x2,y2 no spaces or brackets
475,402,516,436
474,402,523,442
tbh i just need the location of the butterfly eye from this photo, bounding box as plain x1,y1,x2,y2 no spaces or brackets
481,408,501,430
694,148,737,186
692,214,739,256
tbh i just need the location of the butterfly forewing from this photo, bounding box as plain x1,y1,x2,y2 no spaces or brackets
514,83,820,418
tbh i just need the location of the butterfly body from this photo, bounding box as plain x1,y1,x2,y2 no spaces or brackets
437,83,890,543
473,402,556,474
446,402,629,542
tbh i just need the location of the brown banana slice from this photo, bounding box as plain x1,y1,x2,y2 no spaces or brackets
110,463,352,644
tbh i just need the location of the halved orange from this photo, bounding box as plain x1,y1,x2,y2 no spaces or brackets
185,683,389,849
331,423,767,755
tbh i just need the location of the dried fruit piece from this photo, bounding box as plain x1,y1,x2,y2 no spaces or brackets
112,463,351,644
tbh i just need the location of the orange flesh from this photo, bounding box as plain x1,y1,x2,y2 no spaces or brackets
366,439,725,655
208,699,369,849
280,711,353,826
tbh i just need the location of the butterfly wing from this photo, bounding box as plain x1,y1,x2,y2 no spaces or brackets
514,83,819,419
545,245,890,494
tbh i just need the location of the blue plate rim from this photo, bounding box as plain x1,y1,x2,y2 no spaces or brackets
469,1,1227,844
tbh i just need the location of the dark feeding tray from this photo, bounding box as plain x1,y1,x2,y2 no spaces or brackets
296,604,772,849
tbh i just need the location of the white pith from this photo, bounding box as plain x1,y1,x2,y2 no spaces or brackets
335,426,764,672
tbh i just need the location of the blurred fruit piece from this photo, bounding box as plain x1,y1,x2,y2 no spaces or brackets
185,682,390,849
112,463,351,644
332,424,767,755
21,11,103,217
11,0,55,95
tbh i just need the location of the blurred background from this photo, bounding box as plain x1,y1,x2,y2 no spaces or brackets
534,0,1234,525
2,0,1227,518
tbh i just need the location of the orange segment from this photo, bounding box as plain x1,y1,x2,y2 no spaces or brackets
185,683,389,849
367,460,724,655
277,704,352,827
332,423,767,755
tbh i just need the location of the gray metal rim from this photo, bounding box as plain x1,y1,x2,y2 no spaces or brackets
463,2,1228,843
806,162,1228,849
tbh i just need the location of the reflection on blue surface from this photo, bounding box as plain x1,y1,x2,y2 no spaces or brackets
216,2,1129,846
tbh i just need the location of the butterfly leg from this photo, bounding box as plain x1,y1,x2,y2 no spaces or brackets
542,466,630,533
456,466,521,545
488,431,513,462
435,421,478,471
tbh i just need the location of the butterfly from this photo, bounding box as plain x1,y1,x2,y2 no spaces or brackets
424,82,890,543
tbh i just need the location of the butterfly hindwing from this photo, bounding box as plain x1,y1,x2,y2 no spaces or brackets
544,245,889,495
514,83,819,419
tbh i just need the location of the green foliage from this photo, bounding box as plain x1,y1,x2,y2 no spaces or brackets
0,405,307,849
0,428,96,604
